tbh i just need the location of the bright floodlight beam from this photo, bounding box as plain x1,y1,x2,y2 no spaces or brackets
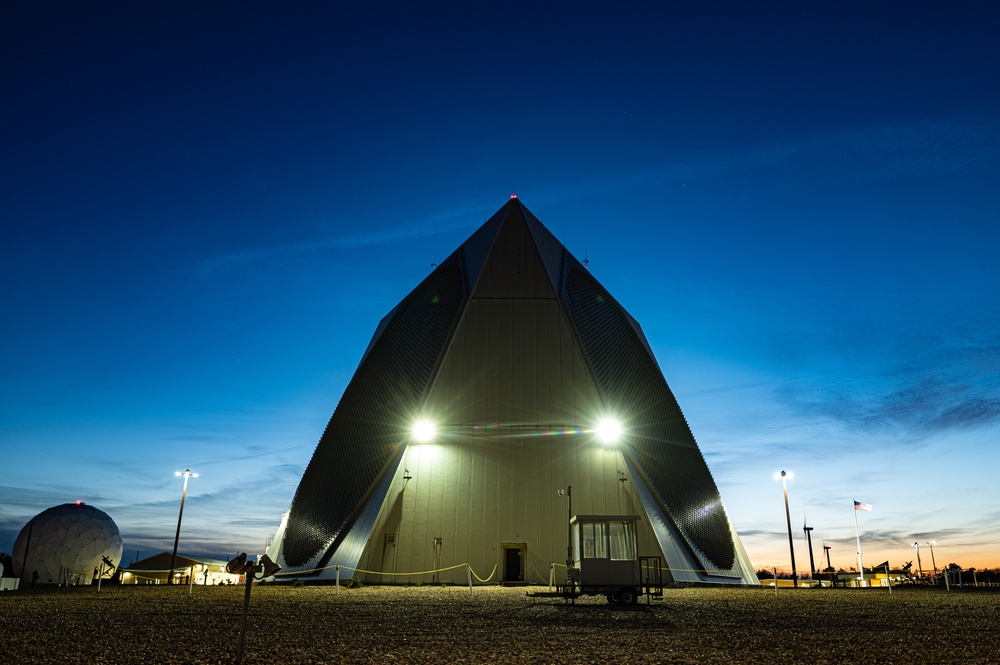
594,417,623,445
411,419,436,443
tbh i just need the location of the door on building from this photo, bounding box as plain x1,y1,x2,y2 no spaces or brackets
502,543,526,584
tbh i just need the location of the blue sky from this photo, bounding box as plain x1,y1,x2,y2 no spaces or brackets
2,2,998,574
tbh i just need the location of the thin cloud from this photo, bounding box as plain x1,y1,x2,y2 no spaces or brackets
686,111,1000,186
200,202,484,274
778,375,1000,442
540,110,1000,209
198,112,998,278
725,112,999,183
772,313,1000,442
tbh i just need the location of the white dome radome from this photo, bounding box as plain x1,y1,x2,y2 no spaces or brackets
11,502,123,585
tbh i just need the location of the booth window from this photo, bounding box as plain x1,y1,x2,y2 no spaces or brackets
609,521,636,561
582,522,608,559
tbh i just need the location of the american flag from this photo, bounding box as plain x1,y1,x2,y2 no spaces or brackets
854,500,872,512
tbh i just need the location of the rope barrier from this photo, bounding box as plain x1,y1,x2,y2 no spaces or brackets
121,573,168,584
275,561,497,582
468,563,497,583
349,563,468,577
272,561,751,582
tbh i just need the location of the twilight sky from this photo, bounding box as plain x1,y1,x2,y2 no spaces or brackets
2,2,998,575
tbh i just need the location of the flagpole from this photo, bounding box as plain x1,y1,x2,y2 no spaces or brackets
854,500,864,587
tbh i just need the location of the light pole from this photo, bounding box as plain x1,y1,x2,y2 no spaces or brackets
927,540,938,583
168,469,197,585
912,542,923,581
775,471,797,587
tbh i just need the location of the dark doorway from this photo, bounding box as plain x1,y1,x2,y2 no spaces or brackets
503,544,524,583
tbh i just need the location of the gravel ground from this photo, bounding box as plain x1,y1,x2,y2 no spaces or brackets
1,584,998,664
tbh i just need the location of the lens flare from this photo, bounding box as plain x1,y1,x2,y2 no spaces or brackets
595,417,622,445
411,419,436,442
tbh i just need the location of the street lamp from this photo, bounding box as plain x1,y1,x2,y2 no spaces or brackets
775,471,798,587
912,542,923,581
168,469,198,585
926,540,938,583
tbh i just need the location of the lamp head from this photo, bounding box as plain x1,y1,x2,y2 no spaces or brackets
411,419,436,443
594,417,623,445
258,554,282,578
226,552,248,575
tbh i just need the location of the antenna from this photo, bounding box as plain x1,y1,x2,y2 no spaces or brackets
583,249,589,268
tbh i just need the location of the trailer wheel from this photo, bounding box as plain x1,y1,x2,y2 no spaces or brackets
615,586,638,606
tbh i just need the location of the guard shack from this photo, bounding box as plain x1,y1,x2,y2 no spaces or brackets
529,514,659,605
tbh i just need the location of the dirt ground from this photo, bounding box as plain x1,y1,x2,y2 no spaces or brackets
0,583,997,663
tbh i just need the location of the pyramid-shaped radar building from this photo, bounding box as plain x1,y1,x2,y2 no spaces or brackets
268,199,756,585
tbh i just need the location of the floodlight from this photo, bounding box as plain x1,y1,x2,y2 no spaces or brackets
411,419,436,443
259,554,282,578
594,417,622,445
226,552,248,575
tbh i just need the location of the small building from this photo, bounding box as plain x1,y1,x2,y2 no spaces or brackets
120,552,241,585
837,564,910,588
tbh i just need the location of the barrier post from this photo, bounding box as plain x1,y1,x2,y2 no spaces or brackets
467,564,473,595
774,567,778,597
336,564,340,595
549,562,555,590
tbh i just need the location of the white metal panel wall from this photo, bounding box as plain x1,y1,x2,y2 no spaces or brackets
360,435,652,585
356,291,653,584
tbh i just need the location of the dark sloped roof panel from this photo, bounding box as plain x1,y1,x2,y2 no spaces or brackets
562,258,737,571
469,201,556,301
281,253,467,567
